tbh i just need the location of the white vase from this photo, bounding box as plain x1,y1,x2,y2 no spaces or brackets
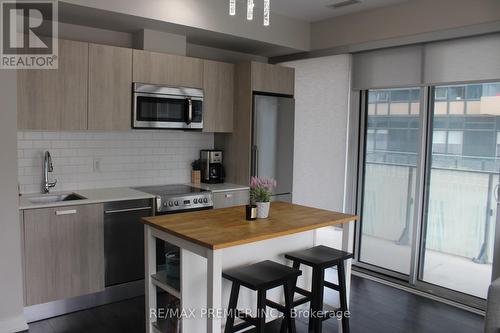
255,202,270,219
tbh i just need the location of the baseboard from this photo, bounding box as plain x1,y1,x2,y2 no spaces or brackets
0,314,28,333
24,280,145,323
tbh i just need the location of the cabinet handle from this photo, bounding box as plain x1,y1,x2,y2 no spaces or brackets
55,209,77,216
225,194,233,198
104,206,152,214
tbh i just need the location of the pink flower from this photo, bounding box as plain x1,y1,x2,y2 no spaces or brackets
250,176,277,190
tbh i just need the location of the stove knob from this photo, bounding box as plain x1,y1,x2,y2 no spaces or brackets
193,198,198,204
163,202,168,207
203,198,208,203
174,201,179,206
168,201,173,207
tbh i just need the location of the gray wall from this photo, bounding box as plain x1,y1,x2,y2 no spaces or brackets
61,0,310,52
311,0,500,51
0,72,28,332
58,21,267,63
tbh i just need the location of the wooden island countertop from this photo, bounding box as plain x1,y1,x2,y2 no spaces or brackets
142,201,357,250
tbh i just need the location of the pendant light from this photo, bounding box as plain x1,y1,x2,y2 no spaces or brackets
247,0,254,20
263,0,270,26
229,0,236,15
228,0,270,26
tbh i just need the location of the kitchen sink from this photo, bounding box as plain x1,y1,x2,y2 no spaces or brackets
28,193,87,204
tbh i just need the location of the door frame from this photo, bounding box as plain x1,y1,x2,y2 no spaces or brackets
352,86,489,310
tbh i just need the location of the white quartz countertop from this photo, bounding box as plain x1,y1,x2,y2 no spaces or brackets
19,187,155,210
189,182,249,193
18,183,248,210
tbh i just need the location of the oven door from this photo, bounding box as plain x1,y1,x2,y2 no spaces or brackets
133,92,203,129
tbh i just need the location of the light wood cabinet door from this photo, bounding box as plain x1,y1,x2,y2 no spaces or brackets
132,49,203,88
23,204,104,306
18,39,89,130
251,62,295,96
88,44,133,130
203,60,234,133
213,190,250,209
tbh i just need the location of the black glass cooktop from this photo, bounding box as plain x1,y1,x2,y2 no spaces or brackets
133,184,207,196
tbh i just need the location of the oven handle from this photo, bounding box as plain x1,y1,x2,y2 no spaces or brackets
104,206,152,214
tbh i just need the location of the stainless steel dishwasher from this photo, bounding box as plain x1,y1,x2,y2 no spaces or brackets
104,199,153,287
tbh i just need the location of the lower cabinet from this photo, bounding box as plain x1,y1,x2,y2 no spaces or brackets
22,204,104,306
213,190,249,209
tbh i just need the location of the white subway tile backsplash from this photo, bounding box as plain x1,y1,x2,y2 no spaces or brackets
17,130,214,194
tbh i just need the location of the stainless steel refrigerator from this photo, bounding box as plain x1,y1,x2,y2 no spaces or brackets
251,93,295,202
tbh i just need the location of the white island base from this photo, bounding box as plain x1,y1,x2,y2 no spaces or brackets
145,225,352,333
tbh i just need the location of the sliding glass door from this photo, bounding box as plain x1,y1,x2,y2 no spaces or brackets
420,83,500,299
356,82,500,307
357,88,421,277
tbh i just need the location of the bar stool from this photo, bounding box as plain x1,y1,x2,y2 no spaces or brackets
284,245,353,333
223,260,302,333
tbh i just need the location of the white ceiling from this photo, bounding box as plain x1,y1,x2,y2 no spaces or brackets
267,0,411,22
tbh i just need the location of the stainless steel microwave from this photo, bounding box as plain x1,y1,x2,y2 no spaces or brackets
133,83,203,130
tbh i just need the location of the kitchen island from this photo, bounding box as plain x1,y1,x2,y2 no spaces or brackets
142,201,357,333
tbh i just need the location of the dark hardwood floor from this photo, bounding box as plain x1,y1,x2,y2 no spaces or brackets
25,275,484,333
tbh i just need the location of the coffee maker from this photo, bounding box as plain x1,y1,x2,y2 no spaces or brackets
200,150,224,184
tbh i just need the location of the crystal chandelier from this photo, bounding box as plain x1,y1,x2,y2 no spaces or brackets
229,0,270,26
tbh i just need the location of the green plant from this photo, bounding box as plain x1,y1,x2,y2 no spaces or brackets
249,176,276,203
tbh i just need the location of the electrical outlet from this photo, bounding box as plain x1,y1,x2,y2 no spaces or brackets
93,158,101,172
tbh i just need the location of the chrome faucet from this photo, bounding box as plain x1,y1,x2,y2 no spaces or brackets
42,151,57,193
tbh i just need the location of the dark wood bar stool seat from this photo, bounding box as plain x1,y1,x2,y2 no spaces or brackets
284,245,353,333
223,260,302,333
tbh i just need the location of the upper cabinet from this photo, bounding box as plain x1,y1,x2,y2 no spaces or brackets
251,62,295,96
88,44,133,130
203,60,234,133
132,49,203,88
18,39,89,130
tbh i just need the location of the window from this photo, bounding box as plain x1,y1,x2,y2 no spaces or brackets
484,83,500,97
447,131,463,155
432,131,446,154
435,87,447,100
375,129,388,151
449,86,465,100
496,132,500,157
391,90,410,102
466,84,482,100
366,129,375,152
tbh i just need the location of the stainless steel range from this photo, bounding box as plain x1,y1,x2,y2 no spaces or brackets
134,184,213,214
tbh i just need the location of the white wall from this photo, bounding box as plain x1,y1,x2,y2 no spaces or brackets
0,72,28,331
18,131,213,194
281,55,351,213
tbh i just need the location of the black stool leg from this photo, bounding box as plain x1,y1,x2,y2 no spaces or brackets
337,261,350,333
283,277,298,333
309,267,325,333
281,260,300,333
224,282,240,333
257,289,267,333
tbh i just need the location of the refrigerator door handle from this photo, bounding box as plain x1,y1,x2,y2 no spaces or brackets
251,145,258,176
495,183,500,203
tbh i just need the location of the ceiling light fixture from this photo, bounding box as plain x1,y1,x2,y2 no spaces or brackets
247,0,254,20
229,0,236,15
263,0,270,26
229,0,270,26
